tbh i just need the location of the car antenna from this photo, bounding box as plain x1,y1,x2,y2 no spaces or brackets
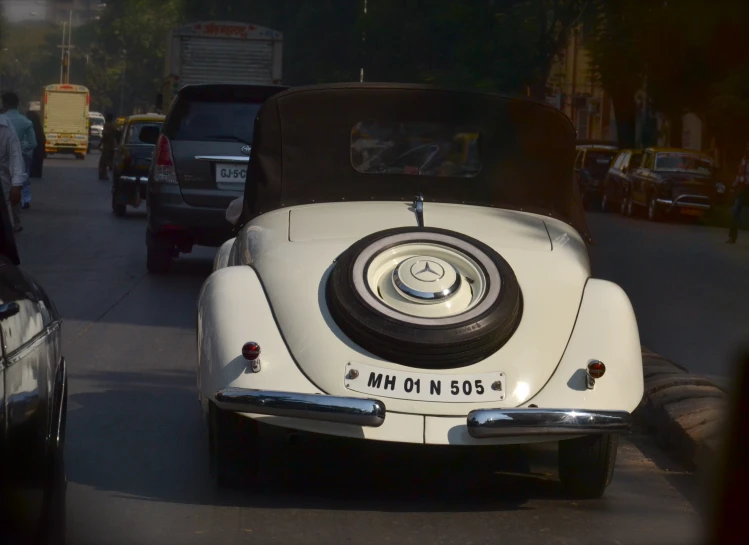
413,193,424,228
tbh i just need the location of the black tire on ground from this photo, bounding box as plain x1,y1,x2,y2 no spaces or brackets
209,402,259,489
558,433,618,499
619,195,628,215
146,246,172,274
326,227,523,368
647,196,663,222
600,192,611,212
111,185,126,217
626,196,636,217
37,378,67,545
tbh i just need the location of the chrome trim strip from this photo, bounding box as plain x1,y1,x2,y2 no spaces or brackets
118,175,144,183
413,193,424,227
195,156,250,163
656,194,711,212
466,408,631,438
215,388,386,427
5,320,62,367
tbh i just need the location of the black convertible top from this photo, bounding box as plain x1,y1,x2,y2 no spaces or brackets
240,82,590,242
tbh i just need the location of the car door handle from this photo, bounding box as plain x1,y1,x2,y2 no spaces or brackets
0,302,20,321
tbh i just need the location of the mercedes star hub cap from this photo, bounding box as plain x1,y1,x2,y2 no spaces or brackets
393,256,461,302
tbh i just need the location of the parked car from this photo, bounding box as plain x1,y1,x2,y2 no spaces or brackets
199,83,644,499
575,145,619,209
626,147,727,221
601,149,643,213
143,83,288,274
111,114,165,217
0,184,66,542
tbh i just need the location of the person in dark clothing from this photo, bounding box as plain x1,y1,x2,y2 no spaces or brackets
728,141,749,243
99,113,117,180
25,111,45,179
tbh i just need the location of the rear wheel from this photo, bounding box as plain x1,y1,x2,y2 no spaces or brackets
647,196,663,222
619,194,628,215
626,196,635,217
600,192,611,212
146,246,172,274
209,402,259,489
558,433,618,499
111,184,126,217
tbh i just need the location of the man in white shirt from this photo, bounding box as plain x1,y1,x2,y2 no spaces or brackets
0,113,26,232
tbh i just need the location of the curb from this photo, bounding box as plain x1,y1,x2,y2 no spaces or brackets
634,346,727,473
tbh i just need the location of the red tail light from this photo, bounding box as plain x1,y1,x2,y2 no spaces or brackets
153,134,177,183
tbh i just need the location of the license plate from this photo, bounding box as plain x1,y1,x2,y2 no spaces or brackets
344,362,505,403
681,208,703,216
216,163,247,184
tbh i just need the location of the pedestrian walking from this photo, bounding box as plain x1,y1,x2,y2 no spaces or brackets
1,92,37,210
26,111,46,179
727,140,749,244
0,113,26,233
99,113,117,180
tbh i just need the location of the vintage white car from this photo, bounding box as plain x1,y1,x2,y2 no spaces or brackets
198,83,644,498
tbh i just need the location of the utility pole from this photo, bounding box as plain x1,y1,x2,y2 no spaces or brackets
59,22,67,83
360,0,367,82
119,50,127,115
58,14,75,84
67,10,73,83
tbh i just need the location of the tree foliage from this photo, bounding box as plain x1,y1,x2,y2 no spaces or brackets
585,0,749,152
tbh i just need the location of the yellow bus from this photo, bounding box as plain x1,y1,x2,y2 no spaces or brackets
42,83,90,159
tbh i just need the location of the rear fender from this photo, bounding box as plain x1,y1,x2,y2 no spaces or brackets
213,238,236,271
197,266,323,412
525,278,644,412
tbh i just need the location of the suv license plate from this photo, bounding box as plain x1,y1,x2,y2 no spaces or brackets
344,362,505,403
216,163,247,184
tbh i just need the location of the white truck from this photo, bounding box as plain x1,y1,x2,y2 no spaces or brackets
157,21,284,112
42,83,90,160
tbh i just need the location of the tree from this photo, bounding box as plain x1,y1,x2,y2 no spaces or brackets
583,0,649,148
84,0,183,114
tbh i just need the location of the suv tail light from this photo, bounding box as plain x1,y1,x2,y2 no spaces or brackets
153,134,177,184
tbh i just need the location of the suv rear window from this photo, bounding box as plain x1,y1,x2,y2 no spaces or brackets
164,85,286,144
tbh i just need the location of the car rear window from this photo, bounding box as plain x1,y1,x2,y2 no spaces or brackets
584,150,617,177
125,122,162,145
164,86,285,144
351,121,482,178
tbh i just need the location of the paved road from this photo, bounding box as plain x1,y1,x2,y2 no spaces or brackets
13,155,712,545
588,209,749,382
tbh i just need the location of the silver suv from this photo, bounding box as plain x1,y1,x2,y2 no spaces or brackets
144,83,287,273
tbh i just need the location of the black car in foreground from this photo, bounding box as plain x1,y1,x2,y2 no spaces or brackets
0,187,67,544
143,83,288,274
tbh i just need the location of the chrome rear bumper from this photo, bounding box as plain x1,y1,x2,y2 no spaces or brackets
215,388,631,438
215,388,386,427
466,409,632,438
119,175,147,184
656,194,710,212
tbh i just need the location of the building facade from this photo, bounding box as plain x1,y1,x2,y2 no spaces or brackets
546,26,705,152
546,27,617,143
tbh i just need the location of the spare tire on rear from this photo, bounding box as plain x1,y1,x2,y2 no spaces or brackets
326,227,522,369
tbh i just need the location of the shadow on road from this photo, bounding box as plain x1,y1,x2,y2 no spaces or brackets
64,369,561,514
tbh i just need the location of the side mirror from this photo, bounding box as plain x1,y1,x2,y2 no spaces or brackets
155,93,164,111
139,125,160,145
